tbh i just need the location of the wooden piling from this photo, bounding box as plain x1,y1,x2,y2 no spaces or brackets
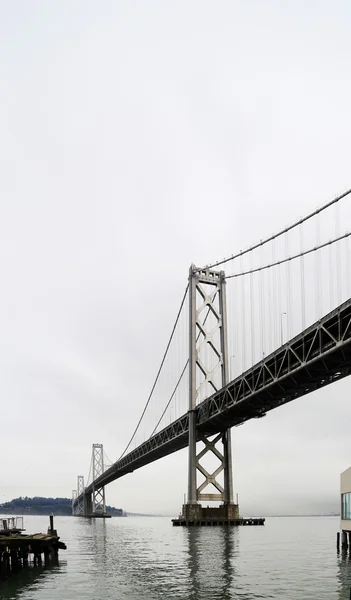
342,531,348,549
337,531,340,550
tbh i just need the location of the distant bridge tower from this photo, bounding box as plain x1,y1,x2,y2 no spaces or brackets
72,445,109,517
183,265,238,521
92,443,106,515
72,476,85,516
71,490,77,515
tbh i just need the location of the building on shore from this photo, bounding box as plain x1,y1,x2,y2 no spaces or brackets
341,467,351,529
340,467,351,545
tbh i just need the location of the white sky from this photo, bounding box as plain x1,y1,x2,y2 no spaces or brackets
1,0,351,515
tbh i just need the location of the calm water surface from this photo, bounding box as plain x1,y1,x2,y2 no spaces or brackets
1,516,351,599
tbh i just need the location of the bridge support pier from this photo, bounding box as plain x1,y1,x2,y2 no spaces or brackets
84,492,92,516
181,266,239,524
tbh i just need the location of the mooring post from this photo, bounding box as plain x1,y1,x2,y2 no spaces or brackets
337,531,340,551
47,513,57,536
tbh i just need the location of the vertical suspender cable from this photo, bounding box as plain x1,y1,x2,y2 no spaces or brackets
271,239,277,350
347,235,351,301
315,210,321,320
267,245,272,354
285,232,292,340
260,244,266,357
329,242,334,312
241,253,246,372
229,267,235,379
250,252,255,367
335,201,342,304
300,223,306,330
259,248,264,358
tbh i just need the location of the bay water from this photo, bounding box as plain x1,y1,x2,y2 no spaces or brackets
1,515,350,599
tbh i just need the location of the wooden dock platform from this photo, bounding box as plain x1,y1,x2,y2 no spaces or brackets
0,516,66,574
172,517,265,527
0,516,25,535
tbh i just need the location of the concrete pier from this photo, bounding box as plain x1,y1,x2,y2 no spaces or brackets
172,503,265,526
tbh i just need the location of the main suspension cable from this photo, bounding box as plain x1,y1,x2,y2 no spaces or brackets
226,232,350,279
86,453,93,487
118,284,189,460
150,361,189,437
202,188,351,270
150,295,214,437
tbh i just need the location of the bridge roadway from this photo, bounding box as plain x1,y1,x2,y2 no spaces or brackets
81,298,351,498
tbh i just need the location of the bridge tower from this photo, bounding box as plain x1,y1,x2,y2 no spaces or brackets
91,443,107,516
71,490,77,515
72,444,110,517
183,265,238,521
72,476,85,516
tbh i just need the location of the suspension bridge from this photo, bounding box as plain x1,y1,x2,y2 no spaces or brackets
72,189,351,522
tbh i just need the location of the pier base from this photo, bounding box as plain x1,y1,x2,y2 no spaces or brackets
172,503,264,526
182,503,239,521
73,513,111,518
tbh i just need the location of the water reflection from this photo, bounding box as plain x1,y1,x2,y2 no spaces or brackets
83,517,108,560
337,549,351,600
187,526,237,600
76,518,239,600
0,560,62,600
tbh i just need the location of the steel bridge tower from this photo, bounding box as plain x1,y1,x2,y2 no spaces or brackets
72,444,109,517
91,443,106,515
72,475,85,516
182,265,238,521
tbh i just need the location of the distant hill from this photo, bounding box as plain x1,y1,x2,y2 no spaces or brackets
0,497,125,517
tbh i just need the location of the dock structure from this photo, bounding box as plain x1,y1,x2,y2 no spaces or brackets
0,516,66,574
0,517,24,535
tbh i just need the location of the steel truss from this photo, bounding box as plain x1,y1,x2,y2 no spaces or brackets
197,297,351,432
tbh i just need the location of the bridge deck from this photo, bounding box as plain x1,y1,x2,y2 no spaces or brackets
80,298,351,497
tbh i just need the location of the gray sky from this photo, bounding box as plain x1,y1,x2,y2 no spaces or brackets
1,0,351,515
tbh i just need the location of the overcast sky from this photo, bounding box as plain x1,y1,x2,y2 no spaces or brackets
1,1,351,516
